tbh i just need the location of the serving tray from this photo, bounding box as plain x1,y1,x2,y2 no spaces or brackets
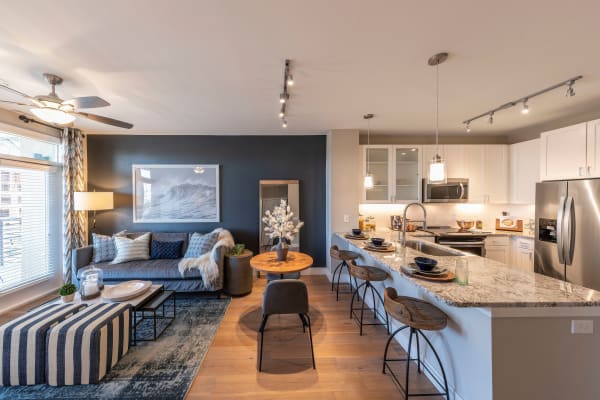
363,245,395,253
102,280,152,301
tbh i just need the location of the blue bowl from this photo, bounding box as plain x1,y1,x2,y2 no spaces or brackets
371,237,385,246
414,257,438,272
352,228,362,235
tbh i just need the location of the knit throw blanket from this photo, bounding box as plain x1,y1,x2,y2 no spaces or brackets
178,228,234,289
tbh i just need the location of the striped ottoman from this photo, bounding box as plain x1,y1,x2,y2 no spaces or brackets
46,302,131,386
0,303,87,386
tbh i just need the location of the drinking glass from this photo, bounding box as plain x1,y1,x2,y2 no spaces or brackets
455,258,469,286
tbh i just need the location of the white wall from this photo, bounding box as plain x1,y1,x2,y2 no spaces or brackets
326,129,360,273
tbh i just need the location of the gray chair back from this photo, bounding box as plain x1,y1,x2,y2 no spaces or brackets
262,279,309,315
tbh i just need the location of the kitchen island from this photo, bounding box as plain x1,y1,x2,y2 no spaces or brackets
333,232,600,400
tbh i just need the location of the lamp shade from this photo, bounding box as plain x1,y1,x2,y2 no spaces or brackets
74,192,114,211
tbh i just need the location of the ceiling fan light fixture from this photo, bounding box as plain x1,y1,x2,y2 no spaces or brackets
30,107,75,125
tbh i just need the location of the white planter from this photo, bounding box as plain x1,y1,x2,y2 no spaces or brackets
61,293,75,303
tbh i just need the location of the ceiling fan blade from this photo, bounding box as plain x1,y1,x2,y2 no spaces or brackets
63,96,110,109
74,112,133,129
0,83,41,106
0,99,30,106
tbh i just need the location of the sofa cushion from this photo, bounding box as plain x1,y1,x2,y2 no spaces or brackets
183,231,220,258
111,233,151,264
151,232,189,254
151,240,184,259
81,258,202,280
91,231,125,263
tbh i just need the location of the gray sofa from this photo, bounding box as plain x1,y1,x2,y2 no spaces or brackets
72,232,228,293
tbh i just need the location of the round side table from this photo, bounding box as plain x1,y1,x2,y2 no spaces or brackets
224,249,254,296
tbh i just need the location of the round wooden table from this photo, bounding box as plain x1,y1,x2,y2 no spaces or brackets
250,251,313,279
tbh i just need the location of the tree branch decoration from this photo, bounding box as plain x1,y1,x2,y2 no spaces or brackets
262,199,304,244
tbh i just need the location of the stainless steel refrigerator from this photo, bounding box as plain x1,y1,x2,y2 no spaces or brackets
535,179,600,291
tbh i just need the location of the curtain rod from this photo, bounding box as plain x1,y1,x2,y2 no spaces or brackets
18,114,64,133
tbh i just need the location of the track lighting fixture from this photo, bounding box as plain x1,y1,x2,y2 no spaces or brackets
277,59,294,127
566,81,576,97
462,75,582,130
465,122,471,133
521,99,529,114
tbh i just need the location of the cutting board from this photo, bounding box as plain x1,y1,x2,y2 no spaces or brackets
495,217,523,232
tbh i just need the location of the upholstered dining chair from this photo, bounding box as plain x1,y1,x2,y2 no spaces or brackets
258,279,316,371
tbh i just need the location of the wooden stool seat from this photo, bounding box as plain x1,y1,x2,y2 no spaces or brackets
330,245,360,301
349,264,388,282
331,248,360,261
384,288,447,331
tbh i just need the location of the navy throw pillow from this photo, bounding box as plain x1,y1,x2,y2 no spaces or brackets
151,240,184,259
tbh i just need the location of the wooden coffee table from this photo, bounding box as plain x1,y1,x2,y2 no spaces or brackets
250,251,313,279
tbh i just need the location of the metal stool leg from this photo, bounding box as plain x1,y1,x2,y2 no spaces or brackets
415,330,422,374
383,325,409,373
335,261,348,301
417,329,450,398
358,282,369,336
331,261,343,291
349,281,366,319
404,328,415,398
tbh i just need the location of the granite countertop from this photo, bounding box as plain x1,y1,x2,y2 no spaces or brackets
335,232,600,308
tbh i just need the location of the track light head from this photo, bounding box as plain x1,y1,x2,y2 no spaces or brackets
521,100,529,114
465,122,471,133
566,82,576,97
282,119,288,128
488,113,494,125
287,74,294,86
278,111,284,118
279,93,289,104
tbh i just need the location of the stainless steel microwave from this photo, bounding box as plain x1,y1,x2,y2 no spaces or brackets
423,178,469,203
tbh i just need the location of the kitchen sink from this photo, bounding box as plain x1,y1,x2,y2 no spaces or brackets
403,240,466,257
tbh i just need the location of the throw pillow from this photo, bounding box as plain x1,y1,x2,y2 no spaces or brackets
151,240,184,259
111,232,151,264
91,231,126,263
183,231,220,258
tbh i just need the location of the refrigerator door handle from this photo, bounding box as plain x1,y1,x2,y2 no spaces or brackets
556,195,566,264
564,195,575,265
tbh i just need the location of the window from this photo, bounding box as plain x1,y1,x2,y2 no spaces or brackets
0,131,61,294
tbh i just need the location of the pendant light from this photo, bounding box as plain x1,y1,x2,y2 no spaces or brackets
363,113,374,189
428,52,448,184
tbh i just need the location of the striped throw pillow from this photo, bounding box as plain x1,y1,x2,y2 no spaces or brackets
111,232,151,264
91,231,126,263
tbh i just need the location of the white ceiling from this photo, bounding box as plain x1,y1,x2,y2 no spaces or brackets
1,0,600,136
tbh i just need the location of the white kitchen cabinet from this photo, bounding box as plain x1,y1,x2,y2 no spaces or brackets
422,144,508,204
361,145,421,203
509,139,540,204
540,123,587,180
586,119,600,177
510,237,534,272
485,236,509,264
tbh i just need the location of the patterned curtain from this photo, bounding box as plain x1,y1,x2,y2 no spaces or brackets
63,127,86,283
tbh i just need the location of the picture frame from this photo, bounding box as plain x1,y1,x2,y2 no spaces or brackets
132,164,220,223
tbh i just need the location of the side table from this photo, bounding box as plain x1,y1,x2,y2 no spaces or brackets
224,249,254,296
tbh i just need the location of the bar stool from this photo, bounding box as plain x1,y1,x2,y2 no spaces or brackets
348,262,389,336
382,287,449,399
330,245,360,301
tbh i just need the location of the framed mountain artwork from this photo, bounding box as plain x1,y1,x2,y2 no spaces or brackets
132,164,220,222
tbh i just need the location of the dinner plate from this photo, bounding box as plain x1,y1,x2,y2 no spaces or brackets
102,280,152,302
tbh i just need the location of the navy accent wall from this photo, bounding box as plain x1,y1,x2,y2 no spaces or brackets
86,135,326,266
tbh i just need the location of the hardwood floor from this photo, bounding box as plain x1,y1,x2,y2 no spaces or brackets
187,274,444,399
0,275,444,399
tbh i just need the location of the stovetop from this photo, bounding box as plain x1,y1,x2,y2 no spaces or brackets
420,226,491,237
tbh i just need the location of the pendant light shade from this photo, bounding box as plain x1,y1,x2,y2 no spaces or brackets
428,52,448,184
429,154,447,183
364,174,374,189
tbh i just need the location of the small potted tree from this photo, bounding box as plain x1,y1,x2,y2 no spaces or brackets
58,283,77,303
224,244,254,296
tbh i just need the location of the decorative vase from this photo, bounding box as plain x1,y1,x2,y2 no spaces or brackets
61,293,75,303
275,239,289,261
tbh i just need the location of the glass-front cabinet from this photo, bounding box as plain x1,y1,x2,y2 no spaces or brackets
361,145,421,203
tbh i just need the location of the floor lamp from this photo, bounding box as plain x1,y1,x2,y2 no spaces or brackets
74,191,114,232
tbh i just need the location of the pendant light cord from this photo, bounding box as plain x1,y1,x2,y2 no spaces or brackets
435,62,439,155
366,117,370,173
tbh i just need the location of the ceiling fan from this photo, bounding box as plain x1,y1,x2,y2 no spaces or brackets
0,73,133,129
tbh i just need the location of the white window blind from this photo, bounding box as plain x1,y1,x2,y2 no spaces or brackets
0,157,61,293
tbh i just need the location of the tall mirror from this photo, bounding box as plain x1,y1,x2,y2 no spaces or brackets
259,180,300,253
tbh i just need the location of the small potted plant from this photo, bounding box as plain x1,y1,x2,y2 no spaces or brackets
58,283,77,303
262,199,304,261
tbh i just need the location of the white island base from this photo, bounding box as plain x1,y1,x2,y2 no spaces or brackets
333,233,600,400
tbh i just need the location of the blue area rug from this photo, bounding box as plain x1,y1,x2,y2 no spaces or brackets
0,296,229,400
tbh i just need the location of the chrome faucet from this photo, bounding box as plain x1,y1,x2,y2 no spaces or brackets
401,202,427,247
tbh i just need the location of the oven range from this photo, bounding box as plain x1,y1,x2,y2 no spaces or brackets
420,226,489,257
